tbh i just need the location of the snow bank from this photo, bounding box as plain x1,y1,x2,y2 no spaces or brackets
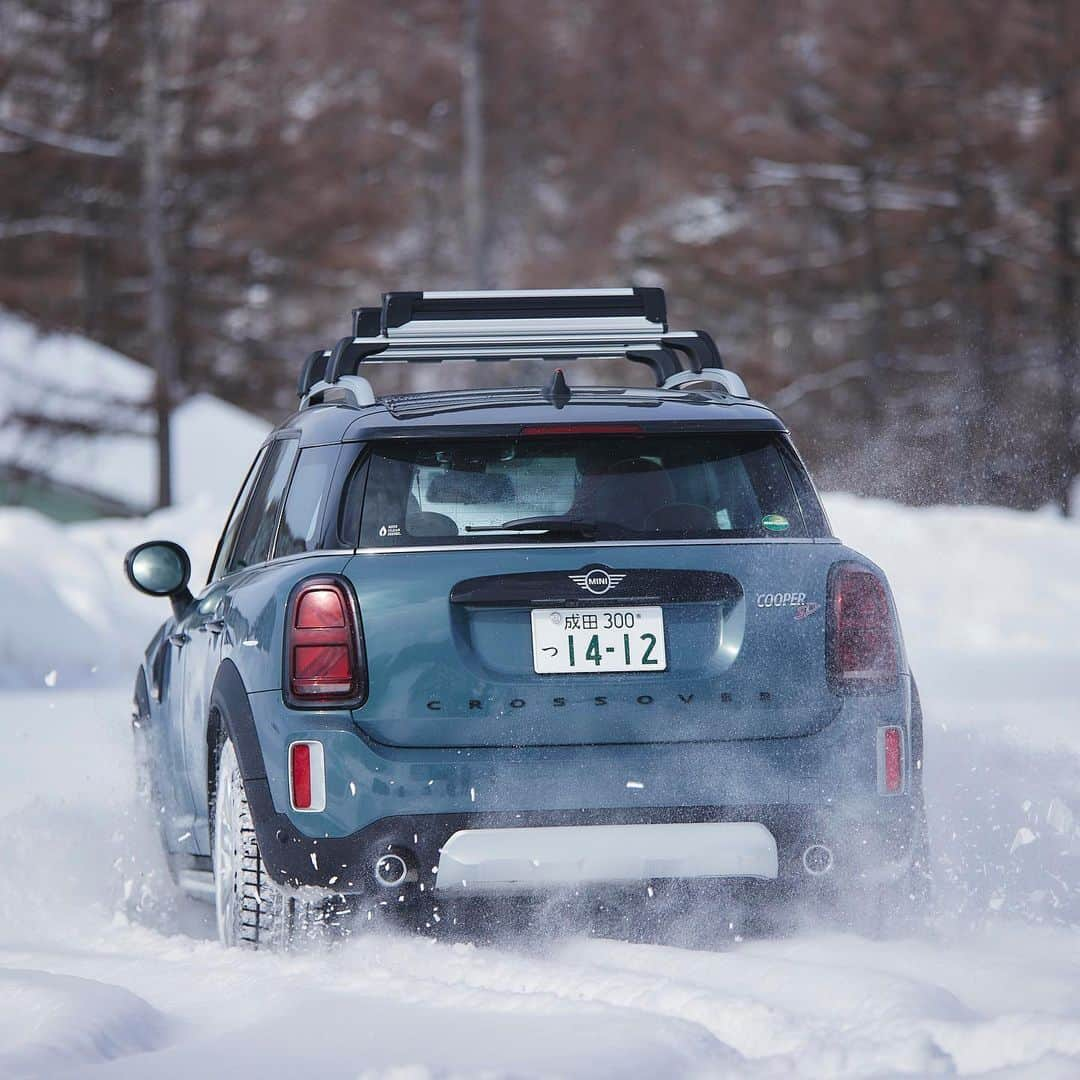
0,499,228,688
0,968,169,1076
0,494,1078,1076
825,494,1080,752
0,308,270,511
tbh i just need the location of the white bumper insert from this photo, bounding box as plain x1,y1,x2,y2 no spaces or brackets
435,821,778,892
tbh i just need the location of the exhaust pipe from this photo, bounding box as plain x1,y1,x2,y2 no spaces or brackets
801,843,834,877
374,848,418,888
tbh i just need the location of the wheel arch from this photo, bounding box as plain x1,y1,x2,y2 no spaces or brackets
206,659,270,827
205,659,292,878
207,659,267,789
133,665,151,724
909,675,925,798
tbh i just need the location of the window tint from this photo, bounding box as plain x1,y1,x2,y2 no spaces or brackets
274,445,340,557
210,446,267,581
226,439,297,573
357,434,816,547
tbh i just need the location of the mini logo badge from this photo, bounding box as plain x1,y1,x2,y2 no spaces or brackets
569,567,626,595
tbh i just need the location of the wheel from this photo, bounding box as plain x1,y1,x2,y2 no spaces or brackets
132,671,174,874
212,737,337,948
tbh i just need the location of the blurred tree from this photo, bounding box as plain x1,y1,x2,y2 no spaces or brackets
1,0,1078,513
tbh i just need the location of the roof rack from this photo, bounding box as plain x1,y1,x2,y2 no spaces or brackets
662,367,749,398
298,288,731,399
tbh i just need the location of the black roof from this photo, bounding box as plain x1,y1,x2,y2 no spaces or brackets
283,385,786,449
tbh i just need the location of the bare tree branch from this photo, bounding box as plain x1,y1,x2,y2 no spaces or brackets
0,117,127,159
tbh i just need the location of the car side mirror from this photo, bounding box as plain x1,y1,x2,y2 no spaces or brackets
124,540,194,617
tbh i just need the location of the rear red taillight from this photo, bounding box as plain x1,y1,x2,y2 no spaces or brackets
285,577,365,706
880,725,904,794
520,423,643,436
827,563,899,691
289,740,326,812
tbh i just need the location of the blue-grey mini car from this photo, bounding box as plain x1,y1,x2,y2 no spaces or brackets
125,288,928,947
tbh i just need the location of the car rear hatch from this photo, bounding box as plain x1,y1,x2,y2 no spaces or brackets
342,429,838,748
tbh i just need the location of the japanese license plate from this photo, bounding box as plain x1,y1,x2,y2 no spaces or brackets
530,607,667,674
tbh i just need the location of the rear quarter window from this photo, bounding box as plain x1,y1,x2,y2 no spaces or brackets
226,438,297,573
275,445,340,557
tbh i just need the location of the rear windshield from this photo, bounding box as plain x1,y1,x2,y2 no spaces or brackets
355,434,813,547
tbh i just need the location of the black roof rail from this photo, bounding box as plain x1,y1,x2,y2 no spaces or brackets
351,306,381,337
297,349,330,397
664,331,720,374
324,335,389,384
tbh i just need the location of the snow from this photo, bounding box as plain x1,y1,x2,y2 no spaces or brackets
0,500,226,688
0,308,270,511
0,493,1079,1076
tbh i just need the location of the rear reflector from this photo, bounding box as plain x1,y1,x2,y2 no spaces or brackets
520,423,643,436
289,740,326,812
291,743,311,807
285,576,365,706
879,725,904,794
827,563,899,691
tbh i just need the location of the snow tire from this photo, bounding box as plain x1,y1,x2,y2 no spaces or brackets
212,737,336,949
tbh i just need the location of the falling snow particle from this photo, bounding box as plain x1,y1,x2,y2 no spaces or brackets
44,670,58,687
1010,827,1037,855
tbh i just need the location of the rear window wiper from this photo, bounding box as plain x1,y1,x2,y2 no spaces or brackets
464,517,602,539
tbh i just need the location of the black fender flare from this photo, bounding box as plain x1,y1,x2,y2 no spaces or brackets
207,659,267,785
205,659,313,886
909,676,925,798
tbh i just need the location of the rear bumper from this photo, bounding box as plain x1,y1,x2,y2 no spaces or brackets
253,799,922,893
241,684,918,892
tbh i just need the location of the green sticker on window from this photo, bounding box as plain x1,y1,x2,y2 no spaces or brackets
762,513,790,533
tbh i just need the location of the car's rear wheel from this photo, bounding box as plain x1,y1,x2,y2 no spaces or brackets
213,737,338,948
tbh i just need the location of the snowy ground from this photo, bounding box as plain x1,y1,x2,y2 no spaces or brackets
1,495,1079,1077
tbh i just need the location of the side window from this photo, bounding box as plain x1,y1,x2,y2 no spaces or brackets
274,445,341,558
226,439,298,574
209,446,268,582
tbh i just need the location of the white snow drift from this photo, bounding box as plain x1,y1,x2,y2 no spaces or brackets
0,308,270,513
0,494,1078,1076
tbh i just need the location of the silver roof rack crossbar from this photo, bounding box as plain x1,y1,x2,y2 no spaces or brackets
298,288,728,397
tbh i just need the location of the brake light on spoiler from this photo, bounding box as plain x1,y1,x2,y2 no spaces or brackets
285,576,366,707
520,423,644,436
826,563,899,691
